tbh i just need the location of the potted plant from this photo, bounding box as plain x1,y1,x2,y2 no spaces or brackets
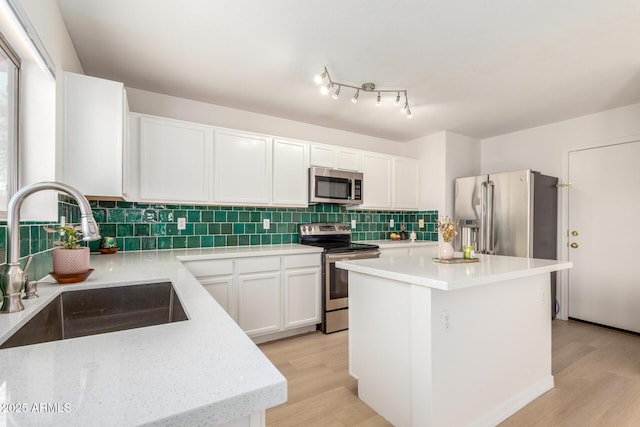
44,224,90,276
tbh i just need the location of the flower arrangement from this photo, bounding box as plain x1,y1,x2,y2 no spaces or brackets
43,224,84,249
436,217,457,242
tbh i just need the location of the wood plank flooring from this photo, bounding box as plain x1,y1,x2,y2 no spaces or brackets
259,320,640,426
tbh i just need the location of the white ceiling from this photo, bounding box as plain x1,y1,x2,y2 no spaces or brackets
56,0,640,142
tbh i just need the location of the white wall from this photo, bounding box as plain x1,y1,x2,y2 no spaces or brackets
481,102,640,320
126,87,403,156
404,130,481,216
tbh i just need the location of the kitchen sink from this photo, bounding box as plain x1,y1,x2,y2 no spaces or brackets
0,282,188,349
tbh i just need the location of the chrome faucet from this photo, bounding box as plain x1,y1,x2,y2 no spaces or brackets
0,182,101,313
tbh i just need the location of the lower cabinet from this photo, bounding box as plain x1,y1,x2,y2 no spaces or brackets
182,252,321,341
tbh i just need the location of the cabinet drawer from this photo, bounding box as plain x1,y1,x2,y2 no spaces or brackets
182,259,233,277
237,257,281,274
285,253,321,269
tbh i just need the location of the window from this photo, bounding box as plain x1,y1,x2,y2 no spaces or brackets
0,34,19,216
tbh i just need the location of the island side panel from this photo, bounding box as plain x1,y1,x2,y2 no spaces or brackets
349,271,424,427
430,273,553,427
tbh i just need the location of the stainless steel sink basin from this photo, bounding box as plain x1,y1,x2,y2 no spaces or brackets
0,282,187,349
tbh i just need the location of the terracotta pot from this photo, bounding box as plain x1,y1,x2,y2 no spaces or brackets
52,247,90,275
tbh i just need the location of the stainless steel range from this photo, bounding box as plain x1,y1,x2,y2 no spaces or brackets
299,223,380,333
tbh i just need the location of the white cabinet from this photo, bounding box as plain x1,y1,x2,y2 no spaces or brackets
392,157,420,210
238,272,282,336
214,129,272,205
310,143,361,171
272,139,308,206
181,252,321,342
361,152,393,209
138,116,212,203
62,72,128,198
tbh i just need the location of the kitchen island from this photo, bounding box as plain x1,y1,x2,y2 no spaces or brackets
0,245,322,427
336,246,572,427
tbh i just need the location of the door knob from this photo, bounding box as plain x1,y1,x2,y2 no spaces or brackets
571,230,579,237
570,243,579,248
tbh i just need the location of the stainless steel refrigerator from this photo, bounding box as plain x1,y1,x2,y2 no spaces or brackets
454,170,559,316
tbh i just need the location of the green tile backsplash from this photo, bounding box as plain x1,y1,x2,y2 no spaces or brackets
0,198,438,281
82,200,438,252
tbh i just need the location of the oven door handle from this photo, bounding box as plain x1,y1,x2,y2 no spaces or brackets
325,250,381,262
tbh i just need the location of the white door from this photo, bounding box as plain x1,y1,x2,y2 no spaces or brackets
284,268,321,329
568,140,640,332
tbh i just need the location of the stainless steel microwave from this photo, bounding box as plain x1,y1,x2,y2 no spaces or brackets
309,167,363,205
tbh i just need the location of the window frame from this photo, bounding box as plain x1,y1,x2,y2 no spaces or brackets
0,32,20,220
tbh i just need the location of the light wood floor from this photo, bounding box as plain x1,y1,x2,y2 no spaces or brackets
259,320,640,426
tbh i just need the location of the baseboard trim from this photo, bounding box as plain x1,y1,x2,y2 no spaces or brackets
470,375,554,427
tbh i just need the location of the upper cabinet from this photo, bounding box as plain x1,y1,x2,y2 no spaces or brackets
138,115,212,203
62,72,128,198
361,152,392,209
126,113,418,210
310,143,361,171
392,157,420,210
272,138,309,207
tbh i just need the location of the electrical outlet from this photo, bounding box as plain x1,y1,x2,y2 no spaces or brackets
263,219,270,230
390,219,395,228
441,310,451,332
419,219,425,229
177,218,186,230
351,219,357,229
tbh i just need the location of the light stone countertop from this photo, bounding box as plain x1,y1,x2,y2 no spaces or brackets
337,246,572,291
0,244,322,426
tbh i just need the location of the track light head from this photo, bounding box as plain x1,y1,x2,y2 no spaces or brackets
376,92,381,105
351,89,359,103
314,69,328,85
406,108,413,118
320,82,332,96
332,85,341,99
401,103,407,113
395,92,401,105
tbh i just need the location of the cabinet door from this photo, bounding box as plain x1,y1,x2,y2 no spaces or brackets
284,268,321,329
200,276,234,318
238,272,281,336
139,116,212,203
337,148,362,171
63,72,125,197
273,139,308,206
310,144,337,168
361,152,392,209
214,130,272,205
393,157,419,209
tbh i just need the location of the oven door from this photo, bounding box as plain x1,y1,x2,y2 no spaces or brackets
324,250,380,311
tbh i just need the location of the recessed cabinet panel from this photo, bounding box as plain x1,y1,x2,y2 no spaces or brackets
63,72,126,197
310,144,337,168
337,149,362,171
238,272,282,336
393,157,419,210
214,130,272,205
284,268,321,328
139,117,212,203
273,139,308,206
201,277,233,316
361,152,393,209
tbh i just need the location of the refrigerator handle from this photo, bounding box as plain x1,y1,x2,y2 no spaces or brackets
480,181,487,253
487,181,495,254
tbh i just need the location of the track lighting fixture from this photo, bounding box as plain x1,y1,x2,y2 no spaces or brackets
314,66,413,118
